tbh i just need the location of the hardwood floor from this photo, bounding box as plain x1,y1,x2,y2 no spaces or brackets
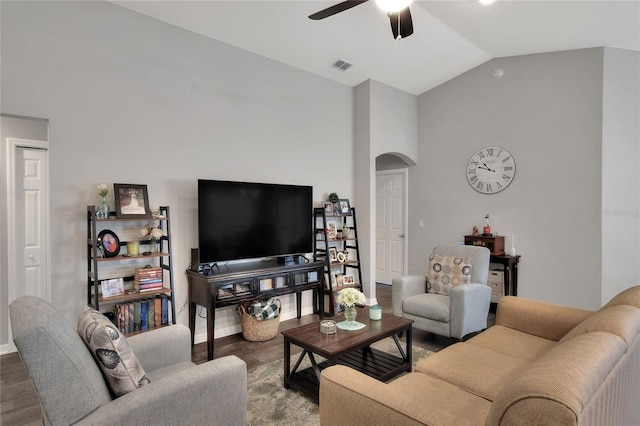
0,284,494,425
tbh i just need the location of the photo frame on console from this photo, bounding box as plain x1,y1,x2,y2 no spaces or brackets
114,183,151,219
323,202,334,215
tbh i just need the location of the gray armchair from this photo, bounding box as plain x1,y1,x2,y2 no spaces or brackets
392,244,491,339
9,296,247,426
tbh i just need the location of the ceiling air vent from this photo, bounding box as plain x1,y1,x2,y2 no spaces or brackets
333,59,352,71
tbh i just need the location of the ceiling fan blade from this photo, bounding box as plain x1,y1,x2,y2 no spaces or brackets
309,0,369,20
389,7,414,39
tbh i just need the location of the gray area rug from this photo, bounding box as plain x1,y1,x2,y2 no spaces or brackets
246,339,434,426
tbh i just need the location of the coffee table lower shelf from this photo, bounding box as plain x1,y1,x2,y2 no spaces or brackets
286,346,410,402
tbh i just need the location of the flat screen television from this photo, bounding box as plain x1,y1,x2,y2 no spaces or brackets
198,179,313,264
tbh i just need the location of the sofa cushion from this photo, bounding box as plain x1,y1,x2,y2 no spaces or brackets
403,292,450,322
559,304,640,347
77,306,150,397
426,254,471,296
415,342,530,401
466,325,557,361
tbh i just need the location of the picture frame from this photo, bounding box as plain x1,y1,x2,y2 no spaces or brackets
338,199,351,215
323,202,334,215
97,229,120,257
326,221,337,240
114,183,151,219
343,274,355,286
102,278,124,298
328,247,338,263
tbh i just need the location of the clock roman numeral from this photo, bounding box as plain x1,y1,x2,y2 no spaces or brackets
502,156,511,163
468,169,476,175
469,175,478,183
486,148,494,156
477,152,485,159
476,181,484,191
504,166,513,171
502,174,512,181
496,182,503,189
486,183,493,192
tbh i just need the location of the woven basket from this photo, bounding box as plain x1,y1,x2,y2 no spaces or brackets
237,299,281,342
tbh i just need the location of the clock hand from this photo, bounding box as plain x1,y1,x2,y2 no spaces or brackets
481,162,496,172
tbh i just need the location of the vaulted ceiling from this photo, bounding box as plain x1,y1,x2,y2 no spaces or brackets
112,1,640,95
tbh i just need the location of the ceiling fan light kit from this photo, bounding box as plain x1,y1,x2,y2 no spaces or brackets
375,0,413,13
309,0,414,40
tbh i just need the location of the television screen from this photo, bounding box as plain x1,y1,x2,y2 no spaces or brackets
198,179,313,263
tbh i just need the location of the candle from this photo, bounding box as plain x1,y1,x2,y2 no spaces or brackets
369,305,382,320
126,241,139,256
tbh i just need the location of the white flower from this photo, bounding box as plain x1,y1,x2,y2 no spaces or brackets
97,184,108,197
140,224,163,240
336,288,366,307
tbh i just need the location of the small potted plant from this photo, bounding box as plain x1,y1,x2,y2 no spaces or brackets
328,192,339,211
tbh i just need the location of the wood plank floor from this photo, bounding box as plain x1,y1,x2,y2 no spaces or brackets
0,284,494,425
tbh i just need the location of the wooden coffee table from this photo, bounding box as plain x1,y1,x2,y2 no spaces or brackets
282,307,413,402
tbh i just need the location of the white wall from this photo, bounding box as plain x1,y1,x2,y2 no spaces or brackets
414,49,605,309
601,48,640,303
0,1,353,346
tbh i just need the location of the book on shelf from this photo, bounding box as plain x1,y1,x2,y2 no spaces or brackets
140,301,148,330
154,297,162,328
161,296,168,325
133,302,141,331
128,303,134,332
147,299,155,328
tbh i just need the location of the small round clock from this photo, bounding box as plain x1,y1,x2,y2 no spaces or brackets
466,146,516,194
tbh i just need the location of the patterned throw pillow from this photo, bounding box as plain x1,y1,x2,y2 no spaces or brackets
77,306,150,397
426,254,472,296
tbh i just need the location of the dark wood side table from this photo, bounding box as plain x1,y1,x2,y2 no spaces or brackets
282,307,413,402
490,254,521,296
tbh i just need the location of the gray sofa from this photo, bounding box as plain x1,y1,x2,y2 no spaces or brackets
9,296,247,425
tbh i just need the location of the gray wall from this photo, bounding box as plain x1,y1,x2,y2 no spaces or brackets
1,1,353,345
414,49,605,309
601,48,640,303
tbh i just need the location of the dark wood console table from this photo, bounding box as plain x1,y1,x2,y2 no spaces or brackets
186,259,325,360
490,254,521,296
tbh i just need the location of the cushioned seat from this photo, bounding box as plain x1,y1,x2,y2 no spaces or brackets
10,296,247,426
392,244,492,339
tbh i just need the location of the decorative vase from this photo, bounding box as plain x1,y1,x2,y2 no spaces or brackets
344,304,357,323
149,239,159,254
96,195,110,219
508,233,517,256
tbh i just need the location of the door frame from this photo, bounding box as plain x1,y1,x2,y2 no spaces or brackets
3,137,50,353
375,168,409,282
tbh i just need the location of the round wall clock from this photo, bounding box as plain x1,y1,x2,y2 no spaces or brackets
466,146,516,194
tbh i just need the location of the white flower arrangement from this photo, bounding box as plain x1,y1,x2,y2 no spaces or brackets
139,224,163,241
336,287,366,307
97,184,108,197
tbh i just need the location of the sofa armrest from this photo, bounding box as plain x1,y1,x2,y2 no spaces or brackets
320,366,426,426
391,275,426,317
496,296,594,341
450,283,492,339
77,355,247,426
127,324,191,371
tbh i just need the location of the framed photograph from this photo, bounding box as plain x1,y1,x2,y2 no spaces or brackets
328,247,338,263
102,278,124,298
338,199,351,215
343,274,355,286
97,229,120,257
326,221,337,240
114,184,151,219
323,202,334,215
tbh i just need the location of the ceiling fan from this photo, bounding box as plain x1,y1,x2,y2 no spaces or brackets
309,0,414,40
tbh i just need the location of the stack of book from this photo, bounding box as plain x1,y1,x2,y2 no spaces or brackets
113,295,171,333
135,266,163,292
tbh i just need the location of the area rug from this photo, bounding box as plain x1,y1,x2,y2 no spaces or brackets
246,339,434,426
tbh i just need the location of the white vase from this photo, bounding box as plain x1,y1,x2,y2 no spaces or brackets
507,233,517,256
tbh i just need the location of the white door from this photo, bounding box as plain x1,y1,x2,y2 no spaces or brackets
375,170,407,285
16,147,49,301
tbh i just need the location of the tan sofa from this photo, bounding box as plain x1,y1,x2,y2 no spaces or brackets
320,285,640,425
